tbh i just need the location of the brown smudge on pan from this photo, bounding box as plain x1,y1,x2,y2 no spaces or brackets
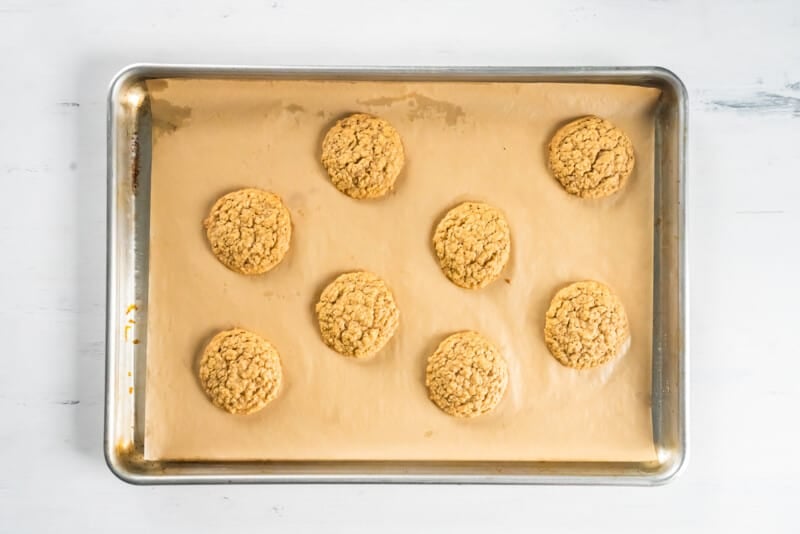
407,93,465,125
130,133,140,193
151,98,192,139
260,101,306,117
357,94,408,107
147,79,169,92
357,92,465,125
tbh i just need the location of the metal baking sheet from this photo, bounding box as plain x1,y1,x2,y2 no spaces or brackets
105,64,687,485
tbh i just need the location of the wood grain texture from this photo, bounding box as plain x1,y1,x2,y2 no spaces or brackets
0,0,798,532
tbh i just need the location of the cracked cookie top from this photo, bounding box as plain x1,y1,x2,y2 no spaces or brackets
321,113,405,199
315,271,400,358
425,331,509,418
547,116,635,199
198,328,283,415
433,201,511,289
203,188,292,275
544,281,630,370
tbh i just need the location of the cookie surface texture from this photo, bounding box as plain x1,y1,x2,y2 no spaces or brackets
433,201,511,289
425,331,509,418
321,113,405,199
315,271,400,358
547,116,635,199
198,328,283,415
544,280,630,370
203,188,292,275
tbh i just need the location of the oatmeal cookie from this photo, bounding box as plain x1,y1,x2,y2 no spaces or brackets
315,271,400,358
547,116,634,199
198,328,283,415
425,331,508,417
320,113,405,199
544,280,630,369
203,188,292,275
433,201,511,289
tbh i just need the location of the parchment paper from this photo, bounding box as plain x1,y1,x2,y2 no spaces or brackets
143,78,660,461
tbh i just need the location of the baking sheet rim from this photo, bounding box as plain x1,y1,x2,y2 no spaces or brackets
104,63,688,485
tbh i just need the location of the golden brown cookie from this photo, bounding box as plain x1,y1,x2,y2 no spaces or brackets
198,328,283,415
433,201,511,289
425,331,509,418
320,113,405,199
315,271,400,358
544,281,630,370
547,116,635,199
203,188,292,275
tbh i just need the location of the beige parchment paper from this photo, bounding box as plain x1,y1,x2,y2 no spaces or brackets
143,78,660,461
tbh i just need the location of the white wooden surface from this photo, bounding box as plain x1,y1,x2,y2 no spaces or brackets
1,0,799,531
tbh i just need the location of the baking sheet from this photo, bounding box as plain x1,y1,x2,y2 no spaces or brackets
143,78,660,462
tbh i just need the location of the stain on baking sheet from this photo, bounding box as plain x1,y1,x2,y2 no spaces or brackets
151,98,192,138
148,79,169,93
260,101,307,118
130,134,140,192
358,92,465,125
